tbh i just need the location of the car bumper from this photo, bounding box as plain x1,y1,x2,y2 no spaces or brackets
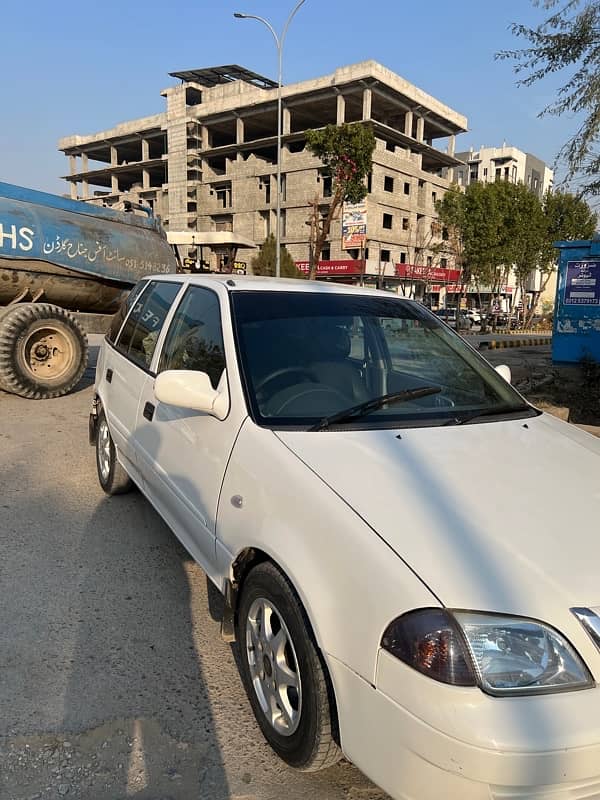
328,652,600,800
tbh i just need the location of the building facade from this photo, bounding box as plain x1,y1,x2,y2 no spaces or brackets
454,144,554,198
451,145,555,313
59,62,468,291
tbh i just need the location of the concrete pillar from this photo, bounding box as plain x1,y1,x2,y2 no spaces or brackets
69,155,77,176
337,94,345,125
416,116,425,142
142,139,150,161
70,181,78,200
81,153,88,172
282,107,291,135
143,169,150,189
362,88,372,121
448,134,456,157
110,146,118,166
111,174,119,194
404,110,413,137
201,125,209,150
82,180,89,200
236,116,244,144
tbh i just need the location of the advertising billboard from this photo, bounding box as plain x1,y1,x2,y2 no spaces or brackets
341,201,367,249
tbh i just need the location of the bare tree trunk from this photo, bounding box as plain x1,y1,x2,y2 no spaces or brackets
524,269,554,328
308,185,344,280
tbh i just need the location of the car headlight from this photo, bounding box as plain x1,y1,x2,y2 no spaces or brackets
381,609,593,696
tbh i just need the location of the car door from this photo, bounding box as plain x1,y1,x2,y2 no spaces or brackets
101,279,182,471
133,284,247,576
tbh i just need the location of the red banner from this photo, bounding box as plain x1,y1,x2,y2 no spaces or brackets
296,259,366,276
394,264,462,283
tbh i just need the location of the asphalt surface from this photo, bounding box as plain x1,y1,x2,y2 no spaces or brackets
0,358,387,800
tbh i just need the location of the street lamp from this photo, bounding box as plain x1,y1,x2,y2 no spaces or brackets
234,1,306,278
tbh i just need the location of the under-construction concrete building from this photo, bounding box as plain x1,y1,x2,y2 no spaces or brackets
59,61,467,288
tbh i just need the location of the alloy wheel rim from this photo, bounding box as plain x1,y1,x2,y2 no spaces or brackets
98,419,112,481
245,597,302,736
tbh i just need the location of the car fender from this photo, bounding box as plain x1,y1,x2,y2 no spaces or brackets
215,418,438,684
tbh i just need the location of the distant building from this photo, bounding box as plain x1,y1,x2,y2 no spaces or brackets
454,144,553,198
58,61,468,294
446,145,555,313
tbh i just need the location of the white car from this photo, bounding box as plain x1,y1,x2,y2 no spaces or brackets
465,308,482,325
90,274,600,800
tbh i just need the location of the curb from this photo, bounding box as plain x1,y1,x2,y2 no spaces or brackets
485,336,552,350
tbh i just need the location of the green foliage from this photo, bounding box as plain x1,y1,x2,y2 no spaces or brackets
304,123,376,277
541,189,598,267
497,1,600,193
436,179,597,326
305,123,376,204
251,234,303,279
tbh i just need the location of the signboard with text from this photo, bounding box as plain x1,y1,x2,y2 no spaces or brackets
435,284,514,294
341,201,367,249
564,261,600,306
395,264,461,283
296,259,365,276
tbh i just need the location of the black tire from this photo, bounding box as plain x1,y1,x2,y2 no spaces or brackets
237,562,341,772
95,409,133,495
0,303,88,399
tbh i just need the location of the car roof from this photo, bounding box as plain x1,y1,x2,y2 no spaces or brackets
144,273,421,302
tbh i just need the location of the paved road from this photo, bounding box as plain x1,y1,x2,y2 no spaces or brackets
0,369,386,800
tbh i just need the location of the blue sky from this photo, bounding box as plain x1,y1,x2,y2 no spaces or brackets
0,0,574,194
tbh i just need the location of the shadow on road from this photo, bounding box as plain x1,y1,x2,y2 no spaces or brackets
0,448,229,799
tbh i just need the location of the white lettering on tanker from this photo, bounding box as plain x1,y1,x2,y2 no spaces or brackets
41,234,166,272
0,223,35,252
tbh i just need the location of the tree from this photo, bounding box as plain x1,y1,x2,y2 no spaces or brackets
436,179,597,328
251,234,303,278
524,189,598,323
305,123,376,279
496,1,600,194
505,182,546,327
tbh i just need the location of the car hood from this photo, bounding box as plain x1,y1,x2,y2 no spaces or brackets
275,414,600,617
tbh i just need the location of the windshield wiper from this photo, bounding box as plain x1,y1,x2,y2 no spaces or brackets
310,386,442,431
445,404,532,426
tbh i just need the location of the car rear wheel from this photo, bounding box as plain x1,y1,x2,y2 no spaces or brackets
237,561,341,771
95,409,133,495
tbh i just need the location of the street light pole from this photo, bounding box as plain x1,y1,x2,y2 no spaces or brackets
234,1,306,278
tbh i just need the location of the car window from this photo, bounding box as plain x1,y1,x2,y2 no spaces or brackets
158,285,226,389
231,290,532,428
106,280,149,344
115,280,181,370
381,316,483,392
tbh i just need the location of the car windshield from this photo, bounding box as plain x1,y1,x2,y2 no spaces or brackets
231,290,533,429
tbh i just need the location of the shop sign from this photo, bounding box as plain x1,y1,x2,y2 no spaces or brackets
395,264,461,282
296,259,365,276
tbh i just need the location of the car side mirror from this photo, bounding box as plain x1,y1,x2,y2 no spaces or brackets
495,364,512,384
154,369,229,419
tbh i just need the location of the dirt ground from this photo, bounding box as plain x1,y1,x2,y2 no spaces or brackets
484,345,600,428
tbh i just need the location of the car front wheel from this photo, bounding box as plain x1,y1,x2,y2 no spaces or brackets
237,561,341,771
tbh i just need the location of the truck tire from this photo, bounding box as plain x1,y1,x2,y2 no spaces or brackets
0,303,88,399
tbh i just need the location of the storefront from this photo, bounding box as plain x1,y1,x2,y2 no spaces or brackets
439,283,515,312
394,265,462,306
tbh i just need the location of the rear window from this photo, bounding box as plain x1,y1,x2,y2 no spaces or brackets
106,280,149,344
115,280,180,370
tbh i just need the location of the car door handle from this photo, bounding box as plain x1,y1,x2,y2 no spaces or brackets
143,402,155,421
106,368,113,383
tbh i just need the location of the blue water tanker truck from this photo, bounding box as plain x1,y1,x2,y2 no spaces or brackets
0,182,177,398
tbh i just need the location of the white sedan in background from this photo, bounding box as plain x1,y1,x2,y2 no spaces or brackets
90,275,600,800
